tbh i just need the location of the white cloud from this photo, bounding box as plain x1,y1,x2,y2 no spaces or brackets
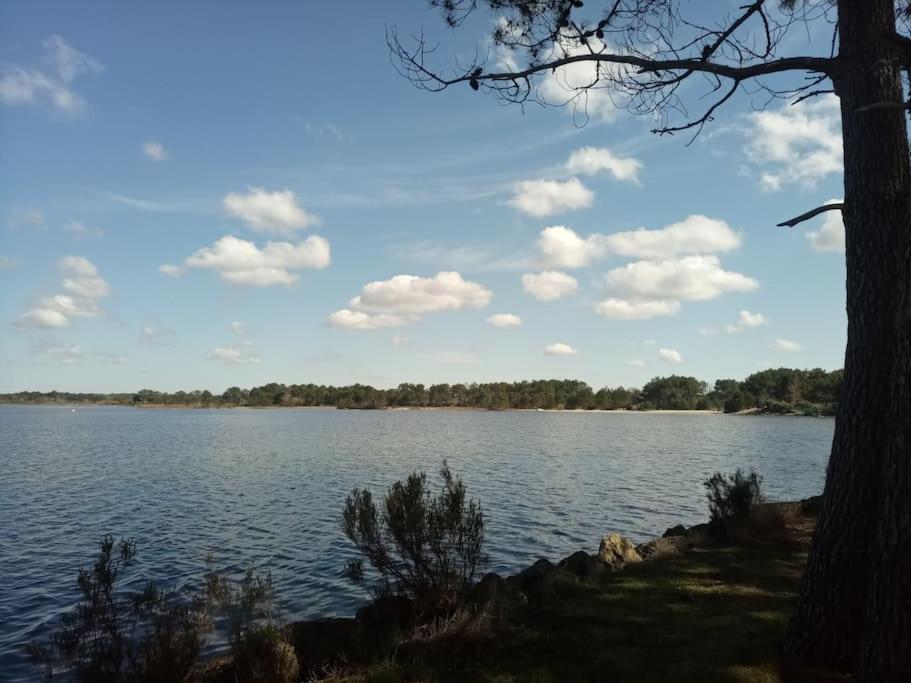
15,308,69,328
658,348,682,364
142,142,168,161
770,338,802,352
61,221,103,240
806,200,845,253
7,208,46,229
508,178,593,217
15,256,109,328
604,255,758,301
604,216,741,260
627,359,646,368
522,271,578,301
304,122,344,141
42,344,82,364
594,298,680,320
211,347,261,364
565,147,642,184
536,225,608,268
327,309,407,330
544,342,578,356
169,234,330,286
486,313,522,327
231,321,246,336
535,216,740,269
744,95,842,191
223,187,319,234
699,327,719,336
536,35,624,121
725,309,767,333
0,36,102,114
330,271,491,329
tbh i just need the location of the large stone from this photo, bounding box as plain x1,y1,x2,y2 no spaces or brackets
635,536,688,561
468,572,528,616
663,524,688,538
558,550,608,579
598,533,642,568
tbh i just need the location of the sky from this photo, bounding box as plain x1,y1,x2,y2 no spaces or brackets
0,1,847,393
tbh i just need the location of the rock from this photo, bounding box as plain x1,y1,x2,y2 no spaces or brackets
509,558,565,600
355,594,414,632
663,524,688,538
558,550,607,579
468,572,527,615
685,523,714,545
289,618,357,670
635,536,688,561
598,533,642,568
750,501,801,532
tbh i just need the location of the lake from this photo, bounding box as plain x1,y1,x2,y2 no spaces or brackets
0,405,833,679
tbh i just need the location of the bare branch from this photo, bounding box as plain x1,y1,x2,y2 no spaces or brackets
777,203,845,228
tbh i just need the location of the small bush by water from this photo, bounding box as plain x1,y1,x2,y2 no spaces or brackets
704,468,764,526
341,460,485,616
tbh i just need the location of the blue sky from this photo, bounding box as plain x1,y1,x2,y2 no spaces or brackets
0,1,846,393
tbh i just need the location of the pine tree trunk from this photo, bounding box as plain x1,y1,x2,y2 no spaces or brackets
783,0,911,675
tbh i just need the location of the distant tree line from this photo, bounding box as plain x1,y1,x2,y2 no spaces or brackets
0,368,842,415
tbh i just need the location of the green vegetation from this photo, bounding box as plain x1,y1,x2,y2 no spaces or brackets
0,367,841,414
705,469,765,524
342,462,485,615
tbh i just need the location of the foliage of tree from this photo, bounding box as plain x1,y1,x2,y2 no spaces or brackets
704,469,765,524
342,461,485,615
0,368,841,414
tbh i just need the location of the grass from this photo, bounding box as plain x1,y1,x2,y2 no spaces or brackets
322,519,844,682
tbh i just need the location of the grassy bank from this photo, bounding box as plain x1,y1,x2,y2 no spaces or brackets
305,518,844,682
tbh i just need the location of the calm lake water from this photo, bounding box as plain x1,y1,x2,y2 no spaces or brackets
0,405,833,679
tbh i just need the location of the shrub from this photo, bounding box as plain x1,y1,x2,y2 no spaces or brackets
26,536,208,683
204,562,298,682
341,461,485,615
704,468,764,524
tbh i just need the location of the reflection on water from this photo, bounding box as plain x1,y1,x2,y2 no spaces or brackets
0,405,833,679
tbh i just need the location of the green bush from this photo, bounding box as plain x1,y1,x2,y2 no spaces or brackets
26,536,208,683
204,562,298,682
342,461,485,616
704,468,764,524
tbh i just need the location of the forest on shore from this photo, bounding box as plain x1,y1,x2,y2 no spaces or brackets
1,367,841,415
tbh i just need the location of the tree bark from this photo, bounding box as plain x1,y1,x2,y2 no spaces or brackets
783,0,911,677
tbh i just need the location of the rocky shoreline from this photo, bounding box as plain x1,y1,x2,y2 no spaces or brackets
269,495,822,679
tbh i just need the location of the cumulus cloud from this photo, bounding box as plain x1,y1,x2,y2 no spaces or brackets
231,321,247,336
806,201,845,253
42,344,83,363
327,309,407,330
330,271,491,330
627,359,646,368
594,298,680,320
522,271,578,301
658,348,682,364
604,255,758,301
486,313,522,327
223,187,319,234
536,226,608,268
508,178,593,218
544,342,578,356
211,347,261,364
535,35,625,121
142,141,168,161
164,234,330,286
62,221,103,240
744,95,842,192
14,256,110,328
770,338,802,352
565,147,642,184
725,309,767,333
7,208,46,229
535,216,740,269
0,36,103,113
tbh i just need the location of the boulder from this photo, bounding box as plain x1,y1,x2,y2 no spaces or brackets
289,618,357,671
800,494,822,516
509,558,565,600
750,501,802,532
598,533,642,568
355,594,414,633
635,536,688,561
558,550,608,579
467,572,528,616
663,524,688,538
684,523,714,545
